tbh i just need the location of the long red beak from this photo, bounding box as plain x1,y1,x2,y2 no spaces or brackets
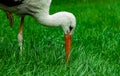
65,34,71,63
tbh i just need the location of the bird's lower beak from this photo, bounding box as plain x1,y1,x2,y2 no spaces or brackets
65,34,71,63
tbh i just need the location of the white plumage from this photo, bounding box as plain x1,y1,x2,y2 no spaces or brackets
0,0,76,63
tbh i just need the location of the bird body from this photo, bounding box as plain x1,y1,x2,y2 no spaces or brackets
0,0,76,63
0,0,50,15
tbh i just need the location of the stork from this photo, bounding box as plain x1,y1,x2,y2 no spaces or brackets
0,0,76,63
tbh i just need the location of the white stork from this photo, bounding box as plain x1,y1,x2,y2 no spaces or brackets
0,0,76,63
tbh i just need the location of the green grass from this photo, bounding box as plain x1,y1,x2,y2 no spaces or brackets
0,1,120,76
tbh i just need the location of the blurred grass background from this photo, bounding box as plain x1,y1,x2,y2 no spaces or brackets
52,0,120,4
0,0,120,76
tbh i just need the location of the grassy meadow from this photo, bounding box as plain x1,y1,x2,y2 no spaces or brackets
0,0,120,76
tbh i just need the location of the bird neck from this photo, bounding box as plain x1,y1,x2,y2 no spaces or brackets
35,12,63,27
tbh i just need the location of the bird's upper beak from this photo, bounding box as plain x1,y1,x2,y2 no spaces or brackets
65,33,71,63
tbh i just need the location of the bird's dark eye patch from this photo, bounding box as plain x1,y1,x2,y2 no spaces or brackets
69,25,73,31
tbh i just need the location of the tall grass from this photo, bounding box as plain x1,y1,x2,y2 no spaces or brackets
0,1,120,76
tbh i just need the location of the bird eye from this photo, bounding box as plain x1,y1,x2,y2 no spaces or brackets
69,25,73,31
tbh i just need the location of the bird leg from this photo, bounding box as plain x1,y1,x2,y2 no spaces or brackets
18,16,24,53
6,12,14,27
65,34,71,64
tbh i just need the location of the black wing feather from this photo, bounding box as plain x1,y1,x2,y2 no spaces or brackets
0,0,24,7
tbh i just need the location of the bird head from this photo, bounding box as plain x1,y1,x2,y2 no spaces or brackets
60,12,76,35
